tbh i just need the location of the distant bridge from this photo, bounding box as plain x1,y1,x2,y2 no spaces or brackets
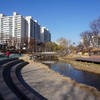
32,52,58,56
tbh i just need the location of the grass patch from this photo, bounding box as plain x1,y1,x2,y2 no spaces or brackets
59,56,100,74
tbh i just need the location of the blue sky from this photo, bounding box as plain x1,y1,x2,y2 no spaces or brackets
0,0,100,44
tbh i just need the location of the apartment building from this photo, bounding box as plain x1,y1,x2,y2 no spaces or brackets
40,27,51,43
25,18,41,44
13,12,27,48
0,12,27,48
0,14,13,43
0,12,51,49
25,16,35,43
34,20,41,43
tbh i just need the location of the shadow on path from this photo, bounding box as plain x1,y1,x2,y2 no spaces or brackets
17,65,47,100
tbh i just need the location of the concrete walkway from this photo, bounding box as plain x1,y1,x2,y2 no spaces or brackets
76,57,100,63
21,62,100,100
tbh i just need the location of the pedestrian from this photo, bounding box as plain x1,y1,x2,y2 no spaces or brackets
19,50,21,56
6,50,10,58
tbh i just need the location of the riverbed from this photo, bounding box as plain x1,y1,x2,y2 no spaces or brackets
49,62,100,91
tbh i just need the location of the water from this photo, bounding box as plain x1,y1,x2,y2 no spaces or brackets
49,62,100,91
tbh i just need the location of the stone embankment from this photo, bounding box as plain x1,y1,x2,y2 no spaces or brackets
0,58,29,100
0,56,46,100
21,59,100,100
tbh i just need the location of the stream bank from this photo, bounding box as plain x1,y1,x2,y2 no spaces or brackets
20,54,100,99
21,61,100,100
49,62,100,91
59,56,100,75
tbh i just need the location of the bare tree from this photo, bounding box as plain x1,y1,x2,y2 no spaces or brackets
0,33,3,43
57,37,69,56
90,17,100,47
90,17,100,35
76,43,84,52
12,37,17,49
80,31,90,48
21,36,28,49
28,37,36,53
57,37,68,48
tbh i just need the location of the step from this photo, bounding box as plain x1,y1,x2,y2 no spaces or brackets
11,62,47,100
0,59,24,100
0,58,18,66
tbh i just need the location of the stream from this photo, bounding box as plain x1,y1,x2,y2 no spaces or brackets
48,62,100,91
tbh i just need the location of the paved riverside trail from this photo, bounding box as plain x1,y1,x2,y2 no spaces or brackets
21,62,100,100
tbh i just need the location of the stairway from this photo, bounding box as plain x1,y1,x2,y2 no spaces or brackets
0,58,47,100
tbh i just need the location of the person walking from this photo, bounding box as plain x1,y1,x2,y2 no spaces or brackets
6,50,10,58
19,50,21,56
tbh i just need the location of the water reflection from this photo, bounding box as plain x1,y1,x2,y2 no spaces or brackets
49,62,100,91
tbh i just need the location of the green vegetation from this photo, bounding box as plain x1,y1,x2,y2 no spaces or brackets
45,37,69,56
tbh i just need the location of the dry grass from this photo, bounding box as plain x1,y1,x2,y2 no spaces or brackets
21,54,100,98
30,61,100,99
60,56,100,74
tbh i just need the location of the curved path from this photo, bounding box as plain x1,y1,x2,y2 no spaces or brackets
21,62,100,100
